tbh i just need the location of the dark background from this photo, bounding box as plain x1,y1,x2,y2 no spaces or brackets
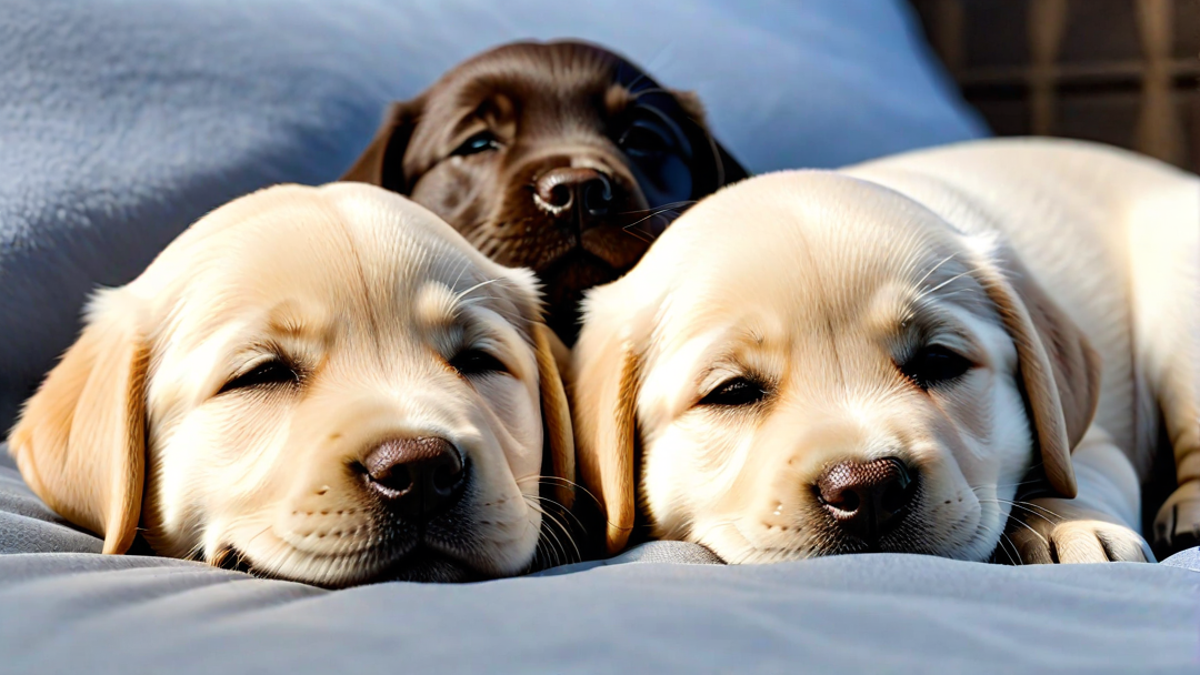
912,0,1200,171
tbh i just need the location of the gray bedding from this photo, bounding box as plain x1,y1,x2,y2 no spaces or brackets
2,452,1199,674
2,2,1197,672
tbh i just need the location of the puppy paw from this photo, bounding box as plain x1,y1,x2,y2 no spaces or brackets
1006,499,1151,564
1153,480,1200,558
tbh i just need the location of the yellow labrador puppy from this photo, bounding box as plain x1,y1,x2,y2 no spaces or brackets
9,183,575,586
573,138,1198,564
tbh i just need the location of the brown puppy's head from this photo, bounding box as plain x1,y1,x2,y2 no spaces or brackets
9,183,575,586
572,172,1100,562
343,40,748,342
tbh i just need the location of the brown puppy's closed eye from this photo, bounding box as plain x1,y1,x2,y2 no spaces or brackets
342,39,748,343
9,183,575,586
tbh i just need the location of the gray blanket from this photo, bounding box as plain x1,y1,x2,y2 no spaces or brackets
2,452,1199,674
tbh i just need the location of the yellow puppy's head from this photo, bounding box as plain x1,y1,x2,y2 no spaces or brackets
572,171,1098,563
10,183,574,586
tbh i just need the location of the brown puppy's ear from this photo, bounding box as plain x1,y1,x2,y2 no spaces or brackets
670,89,750,189
340,97,425,193
8,291,148,554
534,323,576,510
571,317,642,555
973,240,1102,498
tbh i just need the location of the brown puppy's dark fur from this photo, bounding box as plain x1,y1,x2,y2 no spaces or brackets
342,40,748,342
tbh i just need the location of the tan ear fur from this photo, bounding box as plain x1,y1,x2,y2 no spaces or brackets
340,98,424,192
571,323,641,555
974,243,1101,498
534,323,576,510
8,292,148,554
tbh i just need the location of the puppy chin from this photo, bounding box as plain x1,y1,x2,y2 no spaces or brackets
376,549,486,584
216,539,504,588
211,502,543,587
213,546,474,586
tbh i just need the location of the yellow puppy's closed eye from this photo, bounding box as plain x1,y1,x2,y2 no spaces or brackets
217,357,301,395
448,347,509,377
899,344,974,391
697,376,769,407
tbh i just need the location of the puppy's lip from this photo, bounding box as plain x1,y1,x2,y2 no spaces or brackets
216,516,502,586
375,545,488,584
212,540,489,587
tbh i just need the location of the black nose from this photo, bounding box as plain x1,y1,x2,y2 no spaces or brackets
815,457,916,544
361,437,467,521
534,167,614,217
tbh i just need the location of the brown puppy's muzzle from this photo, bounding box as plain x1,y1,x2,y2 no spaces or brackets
506,155,650,339
517,154,648,265
359,436,468,522
814,457,919,548
534,167,615,219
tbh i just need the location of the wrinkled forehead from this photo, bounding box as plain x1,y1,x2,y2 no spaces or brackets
435,42,621,105
421,43,680,135
138,185,530,343
646,173,991,351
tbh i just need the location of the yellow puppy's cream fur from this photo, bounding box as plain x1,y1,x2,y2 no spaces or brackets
573,138,1197,564
10,183,574,585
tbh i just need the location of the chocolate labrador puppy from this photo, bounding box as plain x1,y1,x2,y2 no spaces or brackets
342,40,748,342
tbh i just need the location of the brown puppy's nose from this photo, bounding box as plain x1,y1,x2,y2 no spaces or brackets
362,437,466,521
534,167,614,217
815,458,915,544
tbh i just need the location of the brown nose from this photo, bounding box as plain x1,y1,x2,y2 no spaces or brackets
534,167,614,217
361,437,467,521
815,457,915,544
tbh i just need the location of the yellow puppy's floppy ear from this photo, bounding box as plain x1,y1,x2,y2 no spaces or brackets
533,323,576,511
340,97,425,194
571,314,643,556
972,240,1102,498
499,267,577,512
8,290,148,554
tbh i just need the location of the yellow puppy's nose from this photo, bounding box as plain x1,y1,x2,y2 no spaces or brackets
815,457,916,545
359,437,467,521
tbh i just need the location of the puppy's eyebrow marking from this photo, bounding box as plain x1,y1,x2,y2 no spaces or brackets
266,316,309,338
449,271,536,337
921,270,973,298
604,84,631,118
264,304,334,346
453,277,530,329
453,277,504,308
904,253,994,326
696,331,774,385
914,253,959,290
419,277,530,364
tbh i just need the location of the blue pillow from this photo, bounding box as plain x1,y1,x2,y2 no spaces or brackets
0,0,986,427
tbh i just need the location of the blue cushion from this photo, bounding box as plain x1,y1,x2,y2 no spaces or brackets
0,0,986,427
